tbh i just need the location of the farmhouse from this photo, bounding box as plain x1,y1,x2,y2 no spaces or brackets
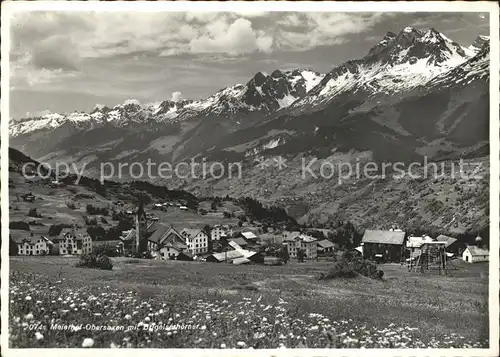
286,234,318,260
181,228,209,255
436,234,466,255
462,245,489,263
317,239,335,254
56,228,93,255
362,229,406,262
11,230,53,256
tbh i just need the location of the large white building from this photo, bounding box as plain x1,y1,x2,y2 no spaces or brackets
286,233,318,260
181,228,209,255
57,228,93,255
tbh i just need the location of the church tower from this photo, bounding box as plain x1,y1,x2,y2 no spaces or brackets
135,197,148,255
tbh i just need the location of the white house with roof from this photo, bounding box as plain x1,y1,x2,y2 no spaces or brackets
210,224,232,241
462,245,489,263
181,228,209,255
286,233,318,260
11,230,53,256
317,239,335,254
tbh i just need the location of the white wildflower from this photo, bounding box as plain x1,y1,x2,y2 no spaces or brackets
82,338,94,348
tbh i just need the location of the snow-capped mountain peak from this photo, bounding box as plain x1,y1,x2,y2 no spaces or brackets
9,68,325,136
290,26,486,111
467,35,490,55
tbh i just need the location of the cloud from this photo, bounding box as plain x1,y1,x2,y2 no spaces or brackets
275,13,396,51
171,91,182,102
189,18,273,55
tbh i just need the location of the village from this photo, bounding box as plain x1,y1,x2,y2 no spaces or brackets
9,197,490,270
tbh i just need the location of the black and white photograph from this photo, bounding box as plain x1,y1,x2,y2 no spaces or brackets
1,1,499,354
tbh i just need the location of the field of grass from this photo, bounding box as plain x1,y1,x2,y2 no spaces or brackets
9,256,489,348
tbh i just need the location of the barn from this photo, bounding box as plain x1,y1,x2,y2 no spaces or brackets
362,229,406,262
462,245,489,263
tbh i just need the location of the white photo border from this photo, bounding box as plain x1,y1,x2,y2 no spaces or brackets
1,1,498,357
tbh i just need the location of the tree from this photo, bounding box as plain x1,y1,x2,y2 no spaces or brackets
10,221,30,231
27,208,42,218
202,225,212,252
279,246,290,264
9,235,18,256
238,220,243,227
297,248,306,263
211,201,218,211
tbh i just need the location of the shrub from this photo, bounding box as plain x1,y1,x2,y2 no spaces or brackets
27,208,42,218
86,204,109,216
66,201,77,209
10,221,30,231
75,253,113,270
84,216,98,226
319,252,384,280
96,255,113,270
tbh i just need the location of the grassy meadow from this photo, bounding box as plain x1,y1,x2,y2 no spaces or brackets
9,256,489,348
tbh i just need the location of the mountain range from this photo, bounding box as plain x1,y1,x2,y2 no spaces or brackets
9,27,491,230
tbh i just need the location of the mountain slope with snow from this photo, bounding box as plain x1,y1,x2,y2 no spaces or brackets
9,69,324,137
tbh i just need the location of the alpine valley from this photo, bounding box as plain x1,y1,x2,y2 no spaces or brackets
9,27,491,232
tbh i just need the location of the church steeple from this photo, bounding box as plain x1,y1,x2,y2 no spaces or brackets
135,195,148,256
137,195,146,220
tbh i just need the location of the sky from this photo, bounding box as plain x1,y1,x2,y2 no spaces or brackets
9,11,489,118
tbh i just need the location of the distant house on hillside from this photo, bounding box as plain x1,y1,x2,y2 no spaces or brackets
286,233,318,260
181,228,209,255
317,239,335,254
362,229,406,262
462,245,489,263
